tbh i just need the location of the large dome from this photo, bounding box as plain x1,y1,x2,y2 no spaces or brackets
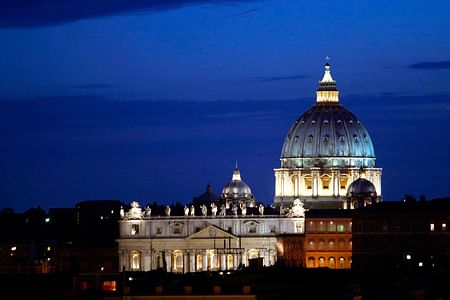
346,178,377,198
281,104,375,158
280,63,376,169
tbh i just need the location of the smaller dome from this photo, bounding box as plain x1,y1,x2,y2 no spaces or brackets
347,178,377,198
222,167,252,199
221,164,256,208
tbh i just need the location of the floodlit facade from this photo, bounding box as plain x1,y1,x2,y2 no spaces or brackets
117,201,305,272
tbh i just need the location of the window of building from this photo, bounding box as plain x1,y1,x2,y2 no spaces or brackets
339,257,345,268
248,225,257,233
195,227,201,233
173,225,181,234
328,240,335,250
227,255,234,269
295,222,302,233
308,257,315,268
196,255,203,271
340,177,348,189
308,240,315,250
131,224,139,235
430,223,435,232
270,226,277,233
321,176,331,190
318,257,325,267
318,239,325,250
102,281,117,292
328,257,335,269
442,223,447,231
130,252,140,270
156,227,162,234
304,177,312,190
337,224,345,232
318,221,326,232
328,221,336,232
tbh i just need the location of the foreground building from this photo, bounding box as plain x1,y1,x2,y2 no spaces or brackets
117,199,305,272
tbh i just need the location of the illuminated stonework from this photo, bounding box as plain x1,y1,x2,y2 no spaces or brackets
274,63,382,209
117,201,304,272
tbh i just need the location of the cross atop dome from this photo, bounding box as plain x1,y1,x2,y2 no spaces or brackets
316,61,339,104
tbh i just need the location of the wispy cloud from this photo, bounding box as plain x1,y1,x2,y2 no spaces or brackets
223,8,259,18
71,84,117,90
0,0,259,28
255,75,307,82
407,60,450,70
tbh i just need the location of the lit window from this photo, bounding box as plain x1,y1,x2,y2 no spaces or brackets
305,177,312,190
322,177,330,190
418,262,423,267
406,254,411,260
442,223,447,231
295,222,302,233
337,224,345,232
318,257,325,267
102,281,117,292
430,223,435,232
173,226,181,234
340,177,348,189
131,224,139,235
328,222,336,232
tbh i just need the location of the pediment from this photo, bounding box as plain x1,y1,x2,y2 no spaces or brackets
187,225,237,239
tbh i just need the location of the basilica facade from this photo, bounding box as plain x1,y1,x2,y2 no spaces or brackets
117,63,382,272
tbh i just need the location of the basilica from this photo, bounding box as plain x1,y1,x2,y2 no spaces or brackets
117,63,382,272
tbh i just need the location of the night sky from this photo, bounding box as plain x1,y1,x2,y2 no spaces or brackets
1,0,449,211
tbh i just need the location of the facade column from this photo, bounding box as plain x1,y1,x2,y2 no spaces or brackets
202,250,208,271
165,250,172,272
221,254,226,270
241,250,247,267
183,251,189,273
312,169,319,197
118,250,127,272
143,250,151,271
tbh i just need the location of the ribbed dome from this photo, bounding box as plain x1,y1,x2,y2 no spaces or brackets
281,104,375,158
346,178,377,198
280,63,376,168
221,167,253,199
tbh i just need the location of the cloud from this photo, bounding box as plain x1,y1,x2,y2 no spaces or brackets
71,84,118,89
223,8,259,18
0,0,258,28
255,75,307,82
407,60,450,70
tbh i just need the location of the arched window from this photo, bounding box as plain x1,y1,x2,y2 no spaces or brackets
172,250,183,272
227,255,234,270
328,257,336,269
196,254,203,271
321,175,331,190
339,257,345,269
308,257,315,268
130,251,140,271
318,257,325,267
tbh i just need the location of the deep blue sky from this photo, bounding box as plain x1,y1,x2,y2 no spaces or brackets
0,0,449,211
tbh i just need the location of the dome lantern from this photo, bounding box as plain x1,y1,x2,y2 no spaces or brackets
316,62,339,103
